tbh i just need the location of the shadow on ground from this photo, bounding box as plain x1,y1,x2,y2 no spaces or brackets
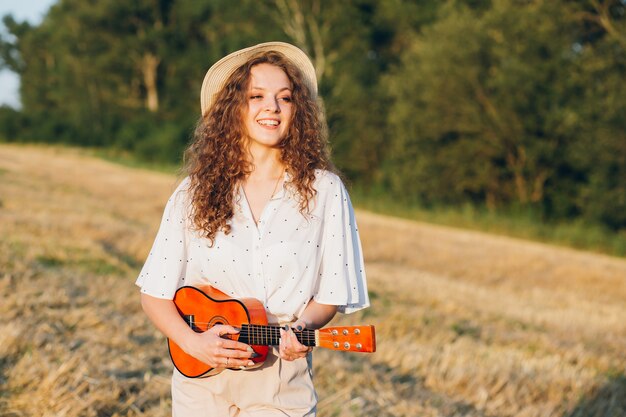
563,374,626,417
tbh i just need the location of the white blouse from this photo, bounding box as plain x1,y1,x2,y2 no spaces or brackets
135,170,369,324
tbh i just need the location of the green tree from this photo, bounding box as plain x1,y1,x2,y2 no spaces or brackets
567,0,626,228
384,0,584,211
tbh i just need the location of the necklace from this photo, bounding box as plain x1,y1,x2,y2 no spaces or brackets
270,168,284,199
250,169,284,225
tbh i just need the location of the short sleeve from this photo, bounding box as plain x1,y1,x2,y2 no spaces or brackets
135,178,190,299
314,175,370,314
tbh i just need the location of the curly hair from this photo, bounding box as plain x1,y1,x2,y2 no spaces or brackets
183,51,335,245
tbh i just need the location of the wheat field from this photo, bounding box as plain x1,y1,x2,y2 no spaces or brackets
0,144,624,417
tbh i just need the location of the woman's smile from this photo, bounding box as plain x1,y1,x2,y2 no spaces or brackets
257,118,281,127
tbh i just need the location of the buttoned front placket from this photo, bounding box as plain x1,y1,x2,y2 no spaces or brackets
238,184,286,308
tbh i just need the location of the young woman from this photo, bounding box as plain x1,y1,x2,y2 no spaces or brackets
136,42,369,417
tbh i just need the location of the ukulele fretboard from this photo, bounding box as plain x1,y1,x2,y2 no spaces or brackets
238,324,317,347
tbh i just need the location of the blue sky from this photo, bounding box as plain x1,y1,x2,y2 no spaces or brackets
0,0,57,108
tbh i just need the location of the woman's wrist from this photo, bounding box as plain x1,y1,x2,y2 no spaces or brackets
298,301,338,330
175,325,202,355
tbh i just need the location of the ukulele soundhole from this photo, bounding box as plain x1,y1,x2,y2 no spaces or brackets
181,314,229,332
208,315,229,328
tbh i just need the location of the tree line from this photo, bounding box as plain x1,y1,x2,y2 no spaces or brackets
1,0,625,232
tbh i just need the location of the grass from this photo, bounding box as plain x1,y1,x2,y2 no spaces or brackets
85,147,180,175
351,188,626,257
57,143,626,258
1,143,625,417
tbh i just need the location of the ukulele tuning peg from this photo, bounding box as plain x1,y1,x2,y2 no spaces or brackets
354,328,360,335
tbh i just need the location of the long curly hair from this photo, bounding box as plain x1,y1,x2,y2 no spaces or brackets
183,50,335,244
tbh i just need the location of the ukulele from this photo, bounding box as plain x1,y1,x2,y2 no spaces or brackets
169,285,376,378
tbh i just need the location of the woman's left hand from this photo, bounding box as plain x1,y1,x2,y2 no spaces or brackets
279,320,313,361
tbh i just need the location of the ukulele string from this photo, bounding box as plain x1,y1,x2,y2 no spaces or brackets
186,323,317,345
181,322,364,346
184,322,361,340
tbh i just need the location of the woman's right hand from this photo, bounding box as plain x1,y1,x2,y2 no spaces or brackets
182,325,255,369
140,294,255,369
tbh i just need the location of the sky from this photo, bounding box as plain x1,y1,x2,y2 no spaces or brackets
0,0,57,108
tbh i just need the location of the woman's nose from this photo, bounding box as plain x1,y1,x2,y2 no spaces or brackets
264,97,280,112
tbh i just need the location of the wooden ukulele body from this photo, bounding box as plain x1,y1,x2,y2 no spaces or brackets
168,285,269,378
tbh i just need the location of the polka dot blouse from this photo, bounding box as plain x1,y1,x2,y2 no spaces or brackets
135,170,369,324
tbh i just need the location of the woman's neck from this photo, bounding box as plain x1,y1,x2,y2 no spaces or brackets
245,143,284,181
241,144,286,224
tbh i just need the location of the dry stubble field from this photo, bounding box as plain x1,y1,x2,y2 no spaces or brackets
0,144,625,417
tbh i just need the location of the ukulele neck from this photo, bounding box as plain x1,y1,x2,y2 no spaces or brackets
237,324,317,347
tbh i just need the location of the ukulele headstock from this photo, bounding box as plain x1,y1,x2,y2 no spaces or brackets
317,325,376,353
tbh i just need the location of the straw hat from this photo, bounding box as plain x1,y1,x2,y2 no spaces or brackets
200,41,318,115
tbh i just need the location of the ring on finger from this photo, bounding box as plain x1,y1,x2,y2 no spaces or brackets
226,357,230,367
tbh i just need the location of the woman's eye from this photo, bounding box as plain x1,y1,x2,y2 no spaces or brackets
279,96,292,102
250,95,263,100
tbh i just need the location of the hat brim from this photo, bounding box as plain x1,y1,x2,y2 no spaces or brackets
200,41,317,116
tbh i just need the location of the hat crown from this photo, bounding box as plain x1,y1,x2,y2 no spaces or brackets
200,42,317,115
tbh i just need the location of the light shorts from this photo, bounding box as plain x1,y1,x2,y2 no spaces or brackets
171,348,317,417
